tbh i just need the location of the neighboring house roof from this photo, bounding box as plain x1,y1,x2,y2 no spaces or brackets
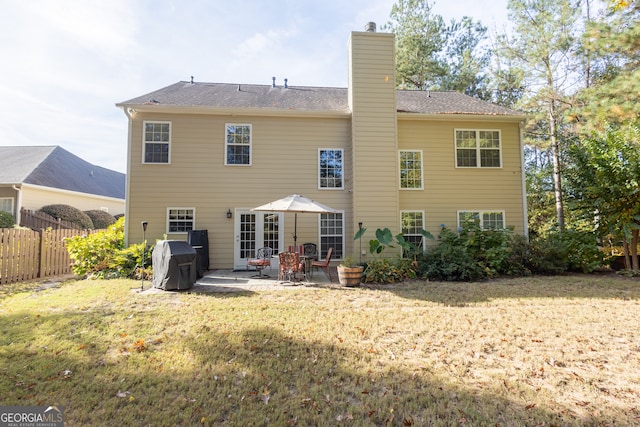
117,81,523,117
0,146,125,199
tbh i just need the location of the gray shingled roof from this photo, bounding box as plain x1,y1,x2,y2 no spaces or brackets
117,81,523,117
0,146,125,199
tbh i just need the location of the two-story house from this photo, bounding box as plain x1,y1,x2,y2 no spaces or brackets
117,23,527,270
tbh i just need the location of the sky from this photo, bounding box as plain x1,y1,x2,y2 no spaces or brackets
0,0,509,173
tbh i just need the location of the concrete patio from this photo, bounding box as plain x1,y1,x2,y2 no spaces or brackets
142,265,340,294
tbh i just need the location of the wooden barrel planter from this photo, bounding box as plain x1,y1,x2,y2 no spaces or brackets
337,266,364,287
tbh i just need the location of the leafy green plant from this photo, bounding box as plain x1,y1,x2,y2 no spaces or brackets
339,255,358,268
65,217,151,279
0,211,15,228
363,257,416,284
416,226,486,281
368,227,433,257
40,204,93,229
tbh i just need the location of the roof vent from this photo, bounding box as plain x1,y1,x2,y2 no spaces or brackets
365,22,376,32
272,77,276,88
284,78,288,89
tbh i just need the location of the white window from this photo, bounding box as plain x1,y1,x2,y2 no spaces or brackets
143,121,171,164
399,150,423,189
0,197,14,214
457,210,505,230
225,124,252,165
401,211,426,255
167,208,195,233
318,149,344,189
319,212,344,260
455,129,501,168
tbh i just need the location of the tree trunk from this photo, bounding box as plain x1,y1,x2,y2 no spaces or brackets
623,238,631,269
549,103,565,231
632,229,639,272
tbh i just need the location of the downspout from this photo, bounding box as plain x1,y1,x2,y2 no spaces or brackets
122,107,134,246
519,120,529,239
12,184,22,224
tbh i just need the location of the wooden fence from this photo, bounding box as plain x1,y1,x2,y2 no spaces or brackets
0,228,91,285
20,208,78,230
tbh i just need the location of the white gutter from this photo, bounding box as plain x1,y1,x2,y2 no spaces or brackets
122,107,134,246
115,104,352,119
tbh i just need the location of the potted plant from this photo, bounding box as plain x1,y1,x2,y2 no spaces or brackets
337,256,364,287
337,226,367,287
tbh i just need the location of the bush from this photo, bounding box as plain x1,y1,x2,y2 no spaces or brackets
0,211,15,228
523,229,605,274
65,217,151,279
84,210,116,229
561,229,606,273
40,204,93,229
417,241,486,282
363,257,417,284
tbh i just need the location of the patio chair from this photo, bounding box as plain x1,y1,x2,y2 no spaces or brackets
279,251,302,282
247,247,273,277
311,247,333,283
302,242,318,260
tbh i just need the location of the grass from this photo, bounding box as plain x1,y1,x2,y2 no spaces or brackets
1,274,639,426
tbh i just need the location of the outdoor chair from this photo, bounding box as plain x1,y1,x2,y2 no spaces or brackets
302,242,318,260
279,251,303,282
311,247,333,283
247,247,273,277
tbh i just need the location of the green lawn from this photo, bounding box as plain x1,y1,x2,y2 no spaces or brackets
1,275,639,426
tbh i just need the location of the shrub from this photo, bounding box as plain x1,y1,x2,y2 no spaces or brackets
416,226,488,282
40,204,93,229
363,257,417,284
65,217,151,279
523,234,568,275
523,229,605,274
0,211,15,228
561,229,606,273
417,241,486,282
84,210,116,229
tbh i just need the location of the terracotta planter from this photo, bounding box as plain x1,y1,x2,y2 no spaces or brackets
337,266,363,287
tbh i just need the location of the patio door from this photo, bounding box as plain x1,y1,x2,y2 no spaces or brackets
234,209,283,270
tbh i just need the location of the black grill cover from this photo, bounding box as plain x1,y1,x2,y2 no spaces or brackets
152,240,197,290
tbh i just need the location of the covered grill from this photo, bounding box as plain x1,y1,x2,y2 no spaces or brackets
152,240,197,290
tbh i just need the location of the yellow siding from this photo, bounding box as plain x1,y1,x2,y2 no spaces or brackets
348,31,399,257
398,119,525,235
126,113,352,267
20,185,125,216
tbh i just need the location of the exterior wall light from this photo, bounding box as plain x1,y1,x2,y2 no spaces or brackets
226,209,233,219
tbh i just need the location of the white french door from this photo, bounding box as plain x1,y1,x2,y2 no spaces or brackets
233,209,283,270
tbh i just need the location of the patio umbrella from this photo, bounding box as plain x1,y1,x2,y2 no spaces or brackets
252,194,339,250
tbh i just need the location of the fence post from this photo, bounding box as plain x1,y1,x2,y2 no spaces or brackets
38,229,45,278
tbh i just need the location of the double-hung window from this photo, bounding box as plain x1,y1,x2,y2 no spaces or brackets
0,197,14,214
319,212,344,260
143,121,170,164
318,149,343,189
455,130,501,168
399,150,423,189
225,124,252,165
458,210,505,230
401,211,426,256
167,208,195,233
